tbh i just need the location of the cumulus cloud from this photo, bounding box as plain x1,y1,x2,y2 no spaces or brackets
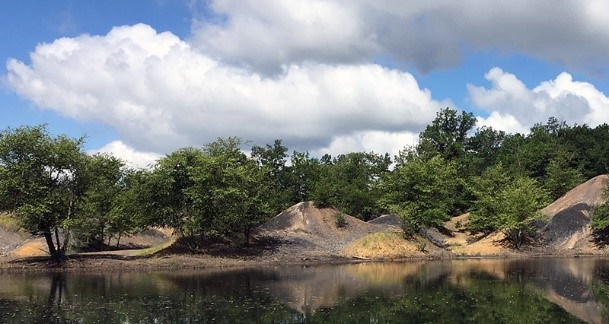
192,0,609,73
314,131,419,158
89,140,161,169
469,68,609,133
6,24,446,156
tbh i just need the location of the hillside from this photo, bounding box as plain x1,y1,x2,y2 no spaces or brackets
540,174,608,250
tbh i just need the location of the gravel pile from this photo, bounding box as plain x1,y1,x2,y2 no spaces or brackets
541,175,608,250
256,202,394,258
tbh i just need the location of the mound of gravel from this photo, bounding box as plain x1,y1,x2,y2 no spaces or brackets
541,175,608,249
368,214,403,227
0,227,29,255
256,202,392,256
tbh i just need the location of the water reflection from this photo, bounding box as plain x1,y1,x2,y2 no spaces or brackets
0,258,608,323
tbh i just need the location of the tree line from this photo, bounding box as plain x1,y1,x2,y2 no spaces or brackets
2,108,609,261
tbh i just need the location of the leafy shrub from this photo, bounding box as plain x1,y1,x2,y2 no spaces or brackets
334,211,347,228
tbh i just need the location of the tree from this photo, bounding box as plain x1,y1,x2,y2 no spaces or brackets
467,163,513,235
310,152,391,220
468,171,549,248
286,151,321,203
497,177,550,248
543,150,583,200
417,107,476,161
592,185,609,234
559,123,609,179
194,137,273,244
464,126,506,175
0,125,88,262
134,138,274,246
379,156,459,236
251,140,291,214
72,154,128,250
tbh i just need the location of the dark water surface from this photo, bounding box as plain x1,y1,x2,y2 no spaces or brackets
1,258,609,323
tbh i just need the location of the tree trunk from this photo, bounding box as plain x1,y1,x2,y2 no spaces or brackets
244,226,251,246
43,231,60,262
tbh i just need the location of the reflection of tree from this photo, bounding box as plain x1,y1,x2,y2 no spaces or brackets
47,273,66,306
0,260,607,322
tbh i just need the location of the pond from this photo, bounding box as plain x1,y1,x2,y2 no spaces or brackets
1,258,609,323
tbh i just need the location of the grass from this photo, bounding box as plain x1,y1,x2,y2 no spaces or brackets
0,213,21,232
134,237,177,257
343,232,425,259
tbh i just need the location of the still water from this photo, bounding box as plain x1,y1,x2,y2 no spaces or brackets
1,258,609,323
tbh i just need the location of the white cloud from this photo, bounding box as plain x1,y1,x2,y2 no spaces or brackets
314,130,419,159
469,68,609,133
89,140,161,169
192,0,609,73
6,24,445,156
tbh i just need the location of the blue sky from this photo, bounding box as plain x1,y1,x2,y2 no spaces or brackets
1,1,608,167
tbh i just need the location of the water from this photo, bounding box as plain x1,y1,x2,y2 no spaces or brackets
1,258,609,323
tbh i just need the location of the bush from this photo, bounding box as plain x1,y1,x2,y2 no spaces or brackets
592,186,609,236
334,211,347,228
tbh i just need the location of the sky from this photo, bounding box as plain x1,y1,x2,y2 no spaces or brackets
1,0,608,168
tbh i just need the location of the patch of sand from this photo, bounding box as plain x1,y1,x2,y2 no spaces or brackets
10,238,48,257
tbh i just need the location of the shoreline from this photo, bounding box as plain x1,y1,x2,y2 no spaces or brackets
1,249,607,273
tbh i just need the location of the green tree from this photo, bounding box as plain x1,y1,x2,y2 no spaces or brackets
195,137,273,244
543,150,583,200
468,163,513,235
464,126,506,175
559,123,609,179
592,185,609,233
379,156,459,236
72,154,128,250
108,169,157,241
143,147,204,236
498,177,550,248
469,172,549,248
310,152,391,220
417,107,476,161
286,151,321,203
0,125,89,262
251,139,291,214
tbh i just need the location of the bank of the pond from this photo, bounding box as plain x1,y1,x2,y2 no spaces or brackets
2,246,607,273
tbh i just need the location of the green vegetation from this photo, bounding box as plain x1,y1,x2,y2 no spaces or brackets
2,109,609,261
333,211,347,228
592,185,609,232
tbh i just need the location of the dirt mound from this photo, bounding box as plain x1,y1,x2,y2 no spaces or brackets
541,175,608,250
257,202,392,257
368,214,402,227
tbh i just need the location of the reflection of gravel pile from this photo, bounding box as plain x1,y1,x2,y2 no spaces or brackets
541,175,608,250
256,202,392,258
